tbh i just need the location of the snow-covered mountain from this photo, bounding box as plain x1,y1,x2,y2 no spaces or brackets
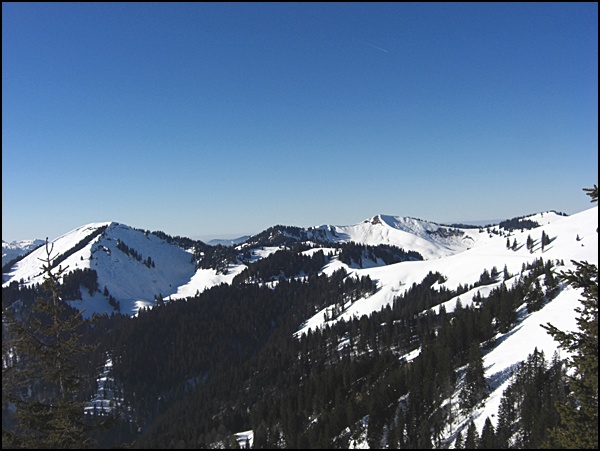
311,214,480,259
2,238,45,267
2,222,196,316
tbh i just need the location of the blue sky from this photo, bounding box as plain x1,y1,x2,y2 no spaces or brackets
2,3,598,242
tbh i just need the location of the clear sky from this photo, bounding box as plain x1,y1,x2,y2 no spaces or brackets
2,3,598,242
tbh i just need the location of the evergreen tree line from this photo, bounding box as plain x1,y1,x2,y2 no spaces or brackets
498,217,540,232
2,280,40,311
3,268,101,311
61,268,100,301
194,243,241,274
243,225,310,248
539,184,598,449
337,242,423,267
494,348,567,448
144,229,203,251
232,246,324,285
498,212,568,234
195,239,424,278
115,239,155,268
99,267,377,437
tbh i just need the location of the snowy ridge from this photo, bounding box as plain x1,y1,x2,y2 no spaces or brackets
516,210,567,226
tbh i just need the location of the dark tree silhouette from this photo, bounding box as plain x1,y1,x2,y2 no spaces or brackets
3,239,96,448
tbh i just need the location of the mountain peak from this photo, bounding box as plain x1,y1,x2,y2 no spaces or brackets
363,214,385,226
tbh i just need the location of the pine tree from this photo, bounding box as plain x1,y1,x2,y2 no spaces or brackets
541,230,551,251
544,265,559,300
460,342,487,411
2,239,96,448
526,234,534,253
464,421,479,449
542,185,598,449
525,279,544,313
479,417,496,449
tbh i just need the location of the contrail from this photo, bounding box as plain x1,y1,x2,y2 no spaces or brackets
364,42,389,53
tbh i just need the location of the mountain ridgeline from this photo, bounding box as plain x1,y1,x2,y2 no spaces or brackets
2,206,597,448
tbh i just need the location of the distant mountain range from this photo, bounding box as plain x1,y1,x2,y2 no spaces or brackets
206,235,251,247
2,238,45,267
